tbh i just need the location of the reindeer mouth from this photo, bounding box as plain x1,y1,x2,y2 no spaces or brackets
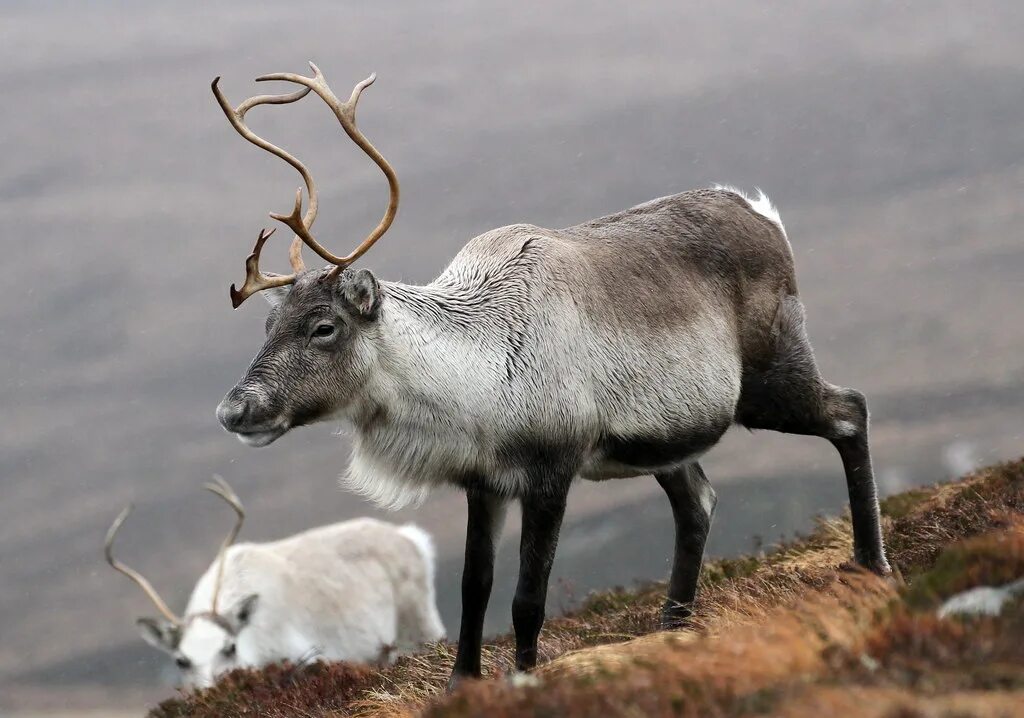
235,424,288,447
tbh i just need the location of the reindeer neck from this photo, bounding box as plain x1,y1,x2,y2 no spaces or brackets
347,280,511,433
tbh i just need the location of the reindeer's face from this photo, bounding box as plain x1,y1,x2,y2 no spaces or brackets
216,268,382,446
138,594,259,689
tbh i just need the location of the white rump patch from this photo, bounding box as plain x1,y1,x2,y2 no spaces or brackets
714,185,787,237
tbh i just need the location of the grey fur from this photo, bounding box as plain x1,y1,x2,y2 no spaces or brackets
217,186,890,678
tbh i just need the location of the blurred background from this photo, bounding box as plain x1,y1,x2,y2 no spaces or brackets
1,1,1022,714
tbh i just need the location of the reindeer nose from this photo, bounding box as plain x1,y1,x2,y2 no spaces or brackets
216,394,251,432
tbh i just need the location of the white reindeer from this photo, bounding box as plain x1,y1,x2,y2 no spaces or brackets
105,477,444,688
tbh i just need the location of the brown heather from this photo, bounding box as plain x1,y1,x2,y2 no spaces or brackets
150,458,1024,718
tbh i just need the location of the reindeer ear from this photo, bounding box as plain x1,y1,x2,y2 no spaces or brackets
340,269,381,320
233,593,259,628
137,617,181,653
261,285,291,308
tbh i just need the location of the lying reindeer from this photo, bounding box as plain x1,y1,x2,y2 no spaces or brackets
210,63,890,687
105,477,444,688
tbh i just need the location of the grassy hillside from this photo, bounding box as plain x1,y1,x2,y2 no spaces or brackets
150,459,1024,717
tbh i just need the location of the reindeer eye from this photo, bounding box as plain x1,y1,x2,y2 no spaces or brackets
312,324,335,339
175,656,191,670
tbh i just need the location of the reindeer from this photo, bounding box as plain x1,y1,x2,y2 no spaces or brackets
105,477,444,688
210,63,890,687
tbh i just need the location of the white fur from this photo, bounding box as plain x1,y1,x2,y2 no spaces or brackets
832,419,858,438
344,447,436,511
398,523,436,568
158,518,444,688
698,480,717,519
261,285,291,308
714,185,787,237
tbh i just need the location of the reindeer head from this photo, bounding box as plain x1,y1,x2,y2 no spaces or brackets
137,595,259,689
106,478,260,688
210,63,399,446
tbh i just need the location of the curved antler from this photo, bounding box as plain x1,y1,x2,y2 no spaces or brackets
212,63,399,305
105,505,182,625
203,475,245,614
255,62,400,278
228,228,295,308
211,76,313,307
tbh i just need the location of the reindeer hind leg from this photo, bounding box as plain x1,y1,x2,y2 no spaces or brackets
735,295,890,573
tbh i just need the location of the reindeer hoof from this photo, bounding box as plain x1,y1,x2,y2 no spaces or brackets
446,671,476,693
840,557,893,576
660,599,694,630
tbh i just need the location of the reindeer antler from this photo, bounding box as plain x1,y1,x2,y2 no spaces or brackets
105,505,182,625
212,63,400,306
228,228,292,307
204,475,245,614
211,77,314,307
256,63,400,278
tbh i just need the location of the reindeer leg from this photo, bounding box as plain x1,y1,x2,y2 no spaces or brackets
448,487,506,689
655,462,716,628
736,294,890,574
513,483,570,672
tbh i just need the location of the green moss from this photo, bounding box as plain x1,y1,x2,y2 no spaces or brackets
903,552,969,611
880,488,932,519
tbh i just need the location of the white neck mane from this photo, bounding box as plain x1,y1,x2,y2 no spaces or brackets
339,228,554,508
341,280,524,508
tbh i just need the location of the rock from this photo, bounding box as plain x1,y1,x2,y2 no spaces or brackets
938,578,1024,618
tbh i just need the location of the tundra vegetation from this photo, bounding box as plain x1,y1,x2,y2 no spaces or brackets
149,459,1024,717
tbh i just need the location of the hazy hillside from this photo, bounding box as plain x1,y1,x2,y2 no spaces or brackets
1,1,1022,714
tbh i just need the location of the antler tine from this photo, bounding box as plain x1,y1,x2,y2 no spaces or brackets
268,188,337,264
212,76,319,304
203,474,244,510
229,228,294,308
203,475,245,614
255,62,400,277
288,235,306,273
104,505,182,625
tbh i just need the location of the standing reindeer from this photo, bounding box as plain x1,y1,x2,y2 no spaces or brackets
211,63,890,687
105,477,444,688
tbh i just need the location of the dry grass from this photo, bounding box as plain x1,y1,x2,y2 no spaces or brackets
149,458,1024,718
884,460,1024,576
